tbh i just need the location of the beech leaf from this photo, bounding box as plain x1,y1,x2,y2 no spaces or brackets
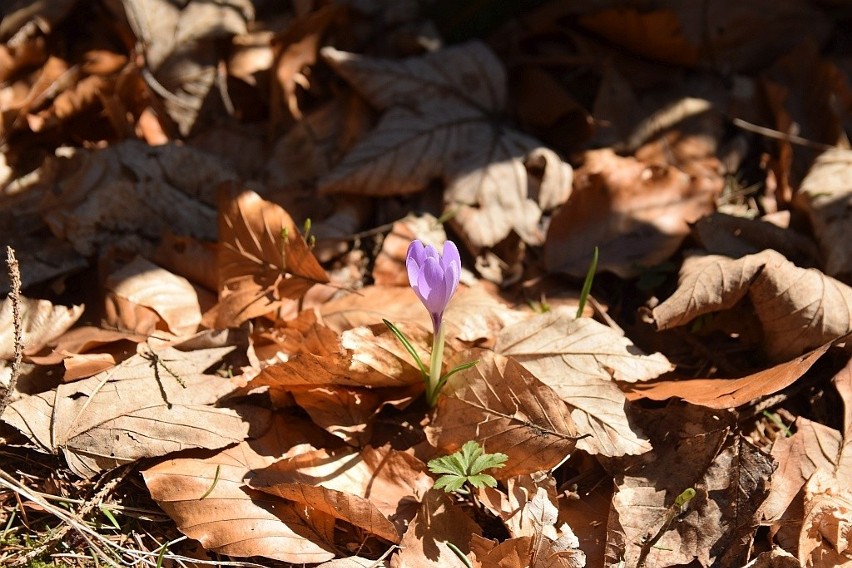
427,351,581,478
2,346,268,477
652,250,852,361
0,295,83,359
142,415,338,563
206,189,329,328
495,308,672,456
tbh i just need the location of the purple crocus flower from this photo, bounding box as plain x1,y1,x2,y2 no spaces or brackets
406,240,461,331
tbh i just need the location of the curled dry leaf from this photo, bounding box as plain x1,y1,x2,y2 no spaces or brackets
0,295,83,359
250,445,433,544
205,189,329,328
545,148,720,278
250,318,428,391
495,308,672,456
142,414,338,563
625,341,831,409
319,42,572,248
427,351,581,479
2,346,269,478
652,249,852,361
797,148,852,282
390,489,481,568
605,405,773,568
105,255,201,337
478,475,560,539
121,0,253,135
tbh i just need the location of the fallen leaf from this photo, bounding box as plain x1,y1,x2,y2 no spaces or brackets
624,342,831,409
760,417,842,523
652,250,852,361
251,445,433,543
39,140,236,256
2,345,269,477
604,404,773,568
204,189,329,328
104,256,201,336
692,212,819,269
142,414,338,563
121,0,253,135
798,470,852,568
271,4,341,122
427,351,581,478
390,489,481,568
495,308,672,456
797,148,852,282
0,295,83,359
250,320,427,391
478,475,560,539
318,42,572,248
544,148,720,278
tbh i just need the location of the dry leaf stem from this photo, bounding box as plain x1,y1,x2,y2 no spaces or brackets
0,246,22,419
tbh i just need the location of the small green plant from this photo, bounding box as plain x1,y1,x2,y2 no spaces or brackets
576,246,599,318
385,239,477,406
428,440,508,493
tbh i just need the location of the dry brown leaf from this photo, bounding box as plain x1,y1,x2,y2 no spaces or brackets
495,308,671,456
390,489,481,568
478,475,560,539
26,326,144,380
271,4,341,122
652,250,852,361
797,148,852,282
0,295,83,360
544,148,720,278
205,189,329,328
250,445,433,543
605,405,773,568
573,1,830,72
251,320,427,391
786,358,852,567
477,475,585,566
142,414,339,563
120,0,253,135
152,232,218,292
39,140,236,256
289,386,385,446
760,417,842,524
692,212,819,269
624,342,831,409
2,345,268,477
318,42,572,248
105,256,201,336
427,351,580,479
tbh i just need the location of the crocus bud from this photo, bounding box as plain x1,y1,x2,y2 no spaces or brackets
406,239,461,331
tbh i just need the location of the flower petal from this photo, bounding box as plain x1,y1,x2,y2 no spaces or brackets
406,240,426,288
418,256,448,316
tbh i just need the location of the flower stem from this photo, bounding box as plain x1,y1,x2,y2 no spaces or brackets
427,322,446,406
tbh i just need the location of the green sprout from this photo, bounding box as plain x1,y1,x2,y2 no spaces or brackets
428,440,508,493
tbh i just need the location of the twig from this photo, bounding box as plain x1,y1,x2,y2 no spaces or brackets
13,464,134,565
0,246,23,420
732,118,836,151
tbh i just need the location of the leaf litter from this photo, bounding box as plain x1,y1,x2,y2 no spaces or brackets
2,2,852,567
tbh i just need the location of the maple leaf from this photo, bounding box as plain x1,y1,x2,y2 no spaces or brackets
318,42,572,249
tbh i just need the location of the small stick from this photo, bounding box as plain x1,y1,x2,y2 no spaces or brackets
0,246,23,419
